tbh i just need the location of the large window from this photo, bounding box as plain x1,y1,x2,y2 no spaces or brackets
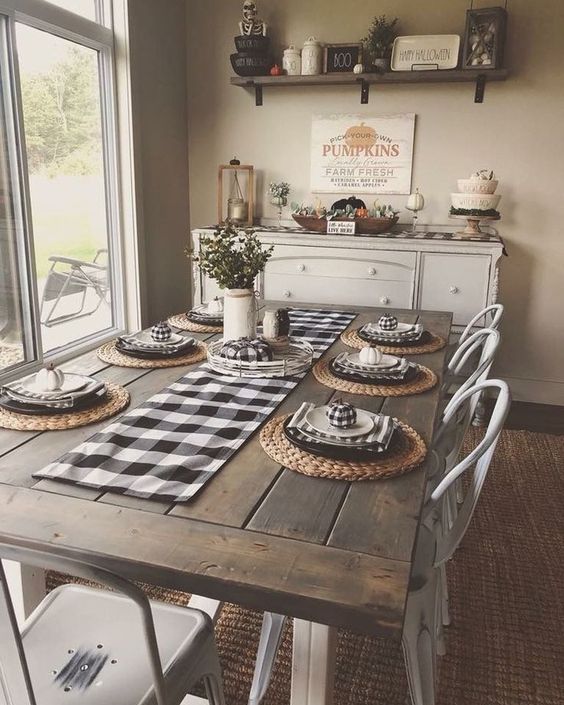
0,0,124,379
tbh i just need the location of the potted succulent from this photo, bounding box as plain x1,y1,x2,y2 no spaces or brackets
362,15,399,72
189,223,274,340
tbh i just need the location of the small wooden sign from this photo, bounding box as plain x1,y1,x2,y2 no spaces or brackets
327,220,357,235
324,43,362,73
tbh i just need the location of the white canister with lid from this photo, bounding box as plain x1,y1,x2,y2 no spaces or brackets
301,36,322,75
283,44,301,76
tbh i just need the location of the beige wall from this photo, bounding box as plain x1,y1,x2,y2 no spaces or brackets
129,0,190,325
187,0,564,403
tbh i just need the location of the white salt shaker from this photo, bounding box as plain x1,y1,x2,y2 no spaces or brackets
283,44,301,76
301,36,322,75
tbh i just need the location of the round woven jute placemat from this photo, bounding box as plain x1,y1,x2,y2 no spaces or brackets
0,383,130,432
260,413,426,481
97,340,207,368
168,313,222,334
312,359,437,397
340,328,446,354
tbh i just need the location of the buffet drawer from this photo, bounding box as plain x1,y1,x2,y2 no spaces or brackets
266,245,416,282
264,273,412,308
418,253,491,326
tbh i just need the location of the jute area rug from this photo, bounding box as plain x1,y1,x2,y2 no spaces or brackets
48,428,564,705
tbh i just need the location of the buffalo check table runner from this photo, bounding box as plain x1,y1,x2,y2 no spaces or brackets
34,309,356,502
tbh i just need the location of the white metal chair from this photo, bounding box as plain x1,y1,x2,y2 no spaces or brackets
458,304,504,345
439,326,501,429
0,541,226,705
433,328,500,478
249,380,511,705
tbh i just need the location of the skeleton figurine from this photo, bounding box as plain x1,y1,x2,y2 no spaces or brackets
238,0,267,36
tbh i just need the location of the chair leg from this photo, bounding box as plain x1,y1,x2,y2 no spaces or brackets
402,577,438,705
248,612,287,705
439,563,450,628
203,673,226,705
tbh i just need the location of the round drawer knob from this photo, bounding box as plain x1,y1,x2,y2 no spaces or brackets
380,296,390,305
283,290,291,298
449,286,459,294
368,267,377,276
297,263,305,272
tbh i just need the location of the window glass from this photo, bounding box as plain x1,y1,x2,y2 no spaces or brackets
45,1,98,22
16,23,113,352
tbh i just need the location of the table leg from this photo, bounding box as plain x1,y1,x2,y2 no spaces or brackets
291,620,337,705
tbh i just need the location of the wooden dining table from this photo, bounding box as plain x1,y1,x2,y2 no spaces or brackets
0,304,452,705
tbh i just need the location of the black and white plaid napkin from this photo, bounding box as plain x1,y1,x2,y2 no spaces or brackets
34,309,355,502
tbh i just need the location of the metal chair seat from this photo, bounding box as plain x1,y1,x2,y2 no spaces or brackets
2,582,225,705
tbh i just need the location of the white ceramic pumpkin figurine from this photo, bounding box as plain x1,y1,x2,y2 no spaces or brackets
359,345,382,365
207,296,224,315
35,363,65,392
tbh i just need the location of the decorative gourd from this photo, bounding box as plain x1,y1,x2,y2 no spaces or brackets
355,207,369,218
326,399,357,429
344,121,376,148
35,363,65,392
219,337,273,362
353,63,364,74
270,64,283,76
207,296,224,315
359,345,382,365
378,313,398,331
151,321,172,342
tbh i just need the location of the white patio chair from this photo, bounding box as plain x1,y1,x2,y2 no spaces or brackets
0,541,226,705
248,379,510,705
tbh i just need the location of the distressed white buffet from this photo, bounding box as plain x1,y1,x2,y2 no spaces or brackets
191,225,505,332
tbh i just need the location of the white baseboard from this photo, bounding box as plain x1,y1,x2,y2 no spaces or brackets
504,376,564,405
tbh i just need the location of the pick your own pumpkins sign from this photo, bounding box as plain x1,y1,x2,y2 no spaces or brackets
310,113,415,194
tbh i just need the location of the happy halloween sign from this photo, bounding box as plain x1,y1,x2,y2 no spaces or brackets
310,113,415,195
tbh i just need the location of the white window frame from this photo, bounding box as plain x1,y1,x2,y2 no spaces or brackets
0,0,140,384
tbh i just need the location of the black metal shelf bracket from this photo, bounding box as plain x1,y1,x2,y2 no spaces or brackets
474,74,486,103
255,84,263,106
358,78,369,104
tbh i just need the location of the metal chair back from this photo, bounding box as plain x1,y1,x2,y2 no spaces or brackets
430,379,511,564
458,303,504,345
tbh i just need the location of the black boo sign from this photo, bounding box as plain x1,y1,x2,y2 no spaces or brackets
324,44,362,73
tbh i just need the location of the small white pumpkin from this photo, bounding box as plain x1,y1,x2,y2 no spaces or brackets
35,363,65,392
353,63,364,74
207,296,224,315
359,345,382,365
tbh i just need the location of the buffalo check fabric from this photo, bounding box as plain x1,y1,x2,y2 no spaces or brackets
34,309,356,502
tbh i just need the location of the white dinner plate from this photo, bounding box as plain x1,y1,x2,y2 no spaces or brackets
134,331,185,346
22,373,91,397
305,406,375,438
342,352,401,370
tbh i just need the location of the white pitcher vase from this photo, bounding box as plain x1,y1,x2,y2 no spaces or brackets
223,288,258,341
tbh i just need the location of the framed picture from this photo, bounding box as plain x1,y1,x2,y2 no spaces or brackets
310,113,416,195
462,6,507,70
323,43,362,73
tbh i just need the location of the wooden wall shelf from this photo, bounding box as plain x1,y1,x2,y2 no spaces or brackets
230,68,509,106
